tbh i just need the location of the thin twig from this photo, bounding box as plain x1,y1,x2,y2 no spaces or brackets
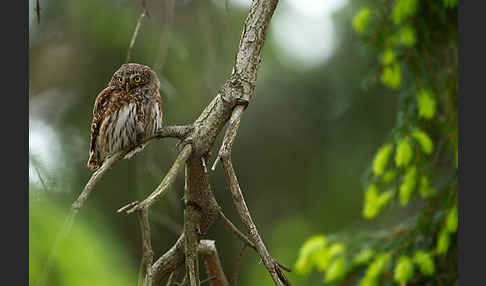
32,159,49,193
219,210,256,250
211,105,244,171
233,244,247,286
200,277,216,285
126,7,148,63
35,0,41,24
219,210,293,274
36,151,124,286
166,268,179,286
221,157,290,286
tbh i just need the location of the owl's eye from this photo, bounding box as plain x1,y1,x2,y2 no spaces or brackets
134,76,142,83
117,77,123,83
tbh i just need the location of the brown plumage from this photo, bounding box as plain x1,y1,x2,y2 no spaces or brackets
87,63,163,170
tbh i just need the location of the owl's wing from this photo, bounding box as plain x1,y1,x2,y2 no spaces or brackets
87,87,119,169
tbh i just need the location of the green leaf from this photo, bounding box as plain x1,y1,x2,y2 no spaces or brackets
363,184,379,219
377,190,393,209
314,243,346,271
436,229,451,255
372,144,393,176
327,243,346,257
358,253,390,286
353,7,372,34
353,249,375,265
399,166,417,206
398,25,417,46
382,170,397,183
419,175,437,198
394,255,414,283
324,256,348,283
395,138,413,167
295,235,327,274
358,275,378,286
446,206,458,233
364,185,393,218
413,250,435,276
381,49,396,66
366,253,391,278
417,89,436,120
392,0,419,24
411,130,434,154
381,63,402,88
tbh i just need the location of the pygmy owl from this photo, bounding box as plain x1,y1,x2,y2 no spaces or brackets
87,63,163,170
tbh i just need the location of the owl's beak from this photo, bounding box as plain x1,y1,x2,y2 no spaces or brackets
125,82,129,93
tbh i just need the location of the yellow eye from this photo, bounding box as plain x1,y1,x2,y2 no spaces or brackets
134,76,141,83
117,77,123,83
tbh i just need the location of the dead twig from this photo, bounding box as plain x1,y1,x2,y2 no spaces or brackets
35,0,41,24
126,1,149,63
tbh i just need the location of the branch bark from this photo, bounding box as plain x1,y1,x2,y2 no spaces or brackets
198,240,230,286
138,207,154,286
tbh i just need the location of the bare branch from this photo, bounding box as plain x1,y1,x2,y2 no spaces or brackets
152,234,186,285
126,4,148,63
218,210,256,251
138,207,154,286
152,125,194,141
233,244,247,286
36,151,125,286
198,240,230,286
220,157,290,286
35,0,41,24
211,105,244,170
200,277,216,285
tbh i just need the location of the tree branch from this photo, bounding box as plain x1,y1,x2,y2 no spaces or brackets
138,207,154,286
218,210,256,251
220,157,291,286
35,0,41,24
211,105,244,171
126,4,148,63
198,240,230,286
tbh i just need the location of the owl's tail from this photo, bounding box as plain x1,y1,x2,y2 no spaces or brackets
87,151,101,171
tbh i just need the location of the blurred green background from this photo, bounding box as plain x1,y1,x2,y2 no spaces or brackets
29,0,401,285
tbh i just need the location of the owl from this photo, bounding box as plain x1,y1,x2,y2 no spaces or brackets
87,63,163,170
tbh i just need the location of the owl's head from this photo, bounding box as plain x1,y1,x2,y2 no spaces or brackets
109,63,160,92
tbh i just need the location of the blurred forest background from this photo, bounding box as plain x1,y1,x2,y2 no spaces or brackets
29,0,457,285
